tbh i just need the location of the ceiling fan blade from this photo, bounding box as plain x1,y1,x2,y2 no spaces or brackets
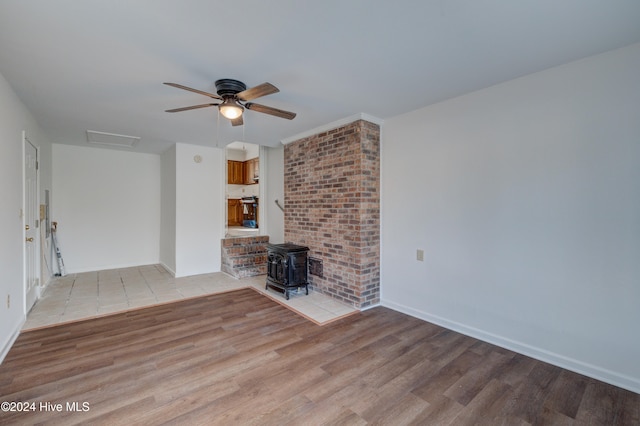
245,102,296,120
165,103,218,113
237,82,279,101
231,115,244,126
163,82,222,100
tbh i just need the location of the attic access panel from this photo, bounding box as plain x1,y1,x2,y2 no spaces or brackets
86,130,140,148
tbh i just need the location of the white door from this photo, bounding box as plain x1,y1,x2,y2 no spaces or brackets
24,136,39,312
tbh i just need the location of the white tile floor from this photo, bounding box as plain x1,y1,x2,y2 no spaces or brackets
23,264,358,330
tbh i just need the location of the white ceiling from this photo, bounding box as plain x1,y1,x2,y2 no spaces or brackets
1,1,639,154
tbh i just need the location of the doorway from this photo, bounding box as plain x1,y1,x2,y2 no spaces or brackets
23,133,39,312
225,142,261,238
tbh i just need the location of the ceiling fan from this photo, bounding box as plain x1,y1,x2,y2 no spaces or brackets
163,79,296,126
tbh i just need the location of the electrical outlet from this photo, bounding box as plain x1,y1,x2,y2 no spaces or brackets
6,294,10,309
416,249,424,262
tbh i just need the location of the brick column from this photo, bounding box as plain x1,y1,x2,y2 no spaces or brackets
284,119,380,309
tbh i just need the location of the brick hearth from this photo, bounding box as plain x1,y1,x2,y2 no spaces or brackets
221,236,269,278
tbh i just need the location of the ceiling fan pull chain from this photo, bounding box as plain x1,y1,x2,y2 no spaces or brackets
216,109,220,147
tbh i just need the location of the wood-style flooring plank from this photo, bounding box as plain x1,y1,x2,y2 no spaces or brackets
1,288,638,425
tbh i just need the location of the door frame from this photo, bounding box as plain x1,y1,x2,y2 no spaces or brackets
23,131,40,313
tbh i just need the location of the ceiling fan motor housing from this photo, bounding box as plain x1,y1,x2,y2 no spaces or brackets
215,79,247,97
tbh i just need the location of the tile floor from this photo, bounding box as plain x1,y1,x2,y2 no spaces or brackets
23,264,358,330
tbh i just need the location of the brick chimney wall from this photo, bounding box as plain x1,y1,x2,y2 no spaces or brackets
284,119,380,309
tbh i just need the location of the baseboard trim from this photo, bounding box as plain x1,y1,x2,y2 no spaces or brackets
158,262,176,277
382,298,640,395
0,319,24,365
64,262,162,275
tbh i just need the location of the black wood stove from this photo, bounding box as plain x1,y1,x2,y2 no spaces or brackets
266,243,309,300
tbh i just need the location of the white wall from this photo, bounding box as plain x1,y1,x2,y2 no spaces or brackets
160,145,177,274
0,71,52,362
174,143,224,277
264,144,285,243
51,142,224,278
381,43,640,393
52,144,161,273
226,144,259,161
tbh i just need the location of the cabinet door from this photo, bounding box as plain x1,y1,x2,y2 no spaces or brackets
253,158,259,180
244,159,252,184
227,199,242,226
228,160,244,184
236,161,245,184
244,158,258,184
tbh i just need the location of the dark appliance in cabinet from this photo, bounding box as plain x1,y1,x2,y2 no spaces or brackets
266,243,309,300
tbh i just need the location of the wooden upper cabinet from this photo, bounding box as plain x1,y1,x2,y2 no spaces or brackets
253,158,259,181
227,160,244,184
227,158,259,185
244,158,259,184
244,159,253,184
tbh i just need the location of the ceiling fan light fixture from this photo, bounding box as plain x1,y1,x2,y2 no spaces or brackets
165,79,296,123
219,99,244,119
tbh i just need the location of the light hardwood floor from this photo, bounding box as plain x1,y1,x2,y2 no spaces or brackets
2,289,638,425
